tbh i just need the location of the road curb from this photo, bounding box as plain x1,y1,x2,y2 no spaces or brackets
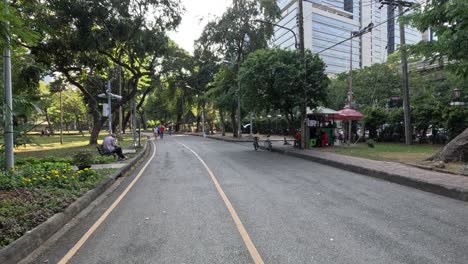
187,135,467,202
268,147,468,202
407,163,468,177
0,141,151,264
187,133,289,143
188,133,252,142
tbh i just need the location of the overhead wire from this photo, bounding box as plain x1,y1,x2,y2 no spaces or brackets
316,6,413,54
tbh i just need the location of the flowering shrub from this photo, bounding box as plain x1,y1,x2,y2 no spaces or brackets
0,163,110,248
0,162,98,190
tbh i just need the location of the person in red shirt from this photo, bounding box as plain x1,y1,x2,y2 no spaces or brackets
159,125,165,139
321,130,329,147
294,130,302,148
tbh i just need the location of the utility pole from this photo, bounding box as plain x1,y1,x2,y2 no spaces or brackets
118,67,123,139
250,112,253,138
398,3,412,145
379,0,413,145
3,0,14,169
106,80,112,134
60,88,63,144
132,99,137,147
297,0,306,149
347,31,354,146
237,78,241,138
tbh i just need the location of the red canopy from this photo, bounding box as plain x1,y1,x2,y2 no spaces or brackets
331,108,364,120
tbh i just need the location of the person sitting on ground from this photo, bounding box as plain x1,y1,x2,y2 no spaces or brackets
103,133,127,161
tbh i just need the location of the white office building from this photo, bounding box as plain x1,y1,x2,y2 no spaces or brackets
274,0,423,75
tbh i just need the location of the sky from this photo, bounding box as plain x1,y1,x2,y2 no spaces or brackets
168,0,231,54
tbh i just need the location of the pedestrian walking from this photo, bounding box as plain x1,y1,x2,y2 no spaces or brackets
159,125,165,139
168,125,172,136
153,126,158,139
156,124,160,137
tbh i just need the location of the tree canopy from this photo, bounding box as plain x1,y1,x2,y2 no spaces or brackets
239,48,329,132
405,0,468,76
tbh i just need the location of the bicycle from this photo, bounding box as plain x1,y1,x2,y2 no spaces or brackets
253,136,259,151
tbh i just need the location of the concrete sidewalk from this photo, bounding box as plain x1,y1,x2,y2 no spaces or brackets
190,133,468,202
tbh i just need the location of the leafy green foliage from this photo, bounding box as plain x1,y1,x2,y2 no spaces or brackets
197,0,280,60
0,1,39,50
328,63,401,110
72,152,94,167
405,0,468,76
18,0,183,143
362,107,387,139
239,49,329,118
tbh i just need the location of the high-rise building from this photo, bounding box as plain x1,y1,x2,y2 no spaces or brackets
273,0,422,75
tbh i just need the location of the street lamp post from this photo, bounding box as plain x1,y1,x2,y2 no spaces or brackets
3,0,14,169
98,80,122,135
450,88,465,106
106,80,112,134
237,78,242,138
250,112,253,137
59,87,65,144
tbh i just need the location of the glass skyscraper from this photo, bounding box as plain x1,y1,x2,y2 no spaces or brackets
273,0,422,75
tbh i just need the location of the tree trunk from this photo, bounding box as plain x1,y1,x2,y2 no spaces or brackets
220,110,226,136
431,127,468,162
196,115,201,132
140,111,147,130
230,107,237,137
285,112,295,136
89,109,106,145
45,109,52,133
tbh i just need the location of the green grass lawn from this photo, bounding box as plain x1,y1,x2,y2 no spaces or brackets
320,143,443,164
16,133,147,161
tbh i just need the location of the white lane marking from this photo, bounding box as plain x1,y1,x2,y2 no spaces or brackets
175,139,265,264
57,140,157,264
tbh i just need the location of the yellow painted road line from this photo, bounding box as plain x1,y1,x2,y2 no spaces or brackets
175,140,265,264
57,141,157,264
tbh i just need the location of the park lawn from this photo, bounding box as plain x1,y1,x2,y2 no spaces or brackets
320,143,443,164
15,133,147,160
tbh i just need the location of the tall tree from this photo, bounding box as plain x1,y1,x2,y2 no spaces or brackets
239,49,329,134
197,0,280,137
21,0,182,144
406,0,468,161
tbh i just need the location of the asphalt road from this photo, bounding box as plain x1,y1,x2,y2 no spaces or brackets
29,135,468,264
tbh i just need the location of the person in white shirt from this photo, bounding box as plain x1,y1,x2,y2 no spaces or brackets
102,134,127,160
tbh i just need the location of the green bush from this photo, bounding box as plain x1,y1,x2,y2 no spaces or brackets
16,156,72,166
0,162,98,190
366,139,376,148
93,155,115,164
72,152,94,167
